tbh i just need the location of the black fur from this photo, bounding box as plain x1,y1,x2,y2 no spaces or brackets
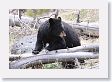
32,17,82,68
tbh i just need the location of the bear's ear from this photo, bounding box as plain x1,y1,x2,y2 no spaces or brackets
49,18,54,25
58,17,61,21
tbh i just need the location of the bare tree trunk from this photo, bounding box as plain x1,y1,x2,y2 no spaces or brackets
76,10,80,23
9,44,99,58
54,9,59,18
9,44,99,69
72,24,99,37
18,9,22,19
9,52,98,69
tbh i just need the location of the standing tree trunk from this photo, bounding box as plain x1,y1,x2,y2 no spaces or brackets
54,9,59,18
18,9,22,19
76,10,80,23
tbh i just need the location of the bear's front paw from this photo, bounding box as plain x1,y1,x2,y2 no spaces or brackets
45,49,49,54
32,50,39,55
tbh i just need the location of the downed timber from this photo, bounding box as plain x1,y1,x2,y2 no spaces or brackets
9,14,33,27
9,14,99,36
9,52,98,69
9,14,55,28
72,24,99,37
9,44,99,61
47,44,99,54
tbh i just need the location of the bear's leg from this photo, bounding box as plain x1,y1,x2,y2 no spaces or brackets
32,34,43,54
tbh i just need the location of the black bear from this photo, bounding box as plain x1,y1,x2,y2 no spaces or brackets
32,17,82,68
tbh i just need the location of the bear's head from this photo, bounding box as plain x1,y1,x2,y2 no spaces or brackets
49,17,66,38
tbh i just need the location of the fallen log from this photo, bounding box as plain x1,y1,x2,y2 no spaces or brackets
72,24,99,37
9,44,99,61
9,14,99,37
9,14,33,27
47,44,99,54
9,14,55,29
9,52,98,69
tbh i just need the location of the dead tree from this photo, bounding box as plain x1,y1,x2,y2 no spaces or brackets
54,9,59,18
76,10,80,23
9,44,99,69
9,52,98,69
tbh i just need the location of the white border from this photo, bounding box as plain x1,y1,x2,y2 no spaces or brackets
0,0,108,78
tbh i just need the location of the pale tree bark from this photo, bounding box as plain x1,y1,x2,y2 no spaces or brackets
9,44,99,69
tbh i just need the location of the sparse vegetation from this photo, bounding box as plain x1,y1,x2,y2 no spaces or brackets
59,9,99,22
25,9,50,18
